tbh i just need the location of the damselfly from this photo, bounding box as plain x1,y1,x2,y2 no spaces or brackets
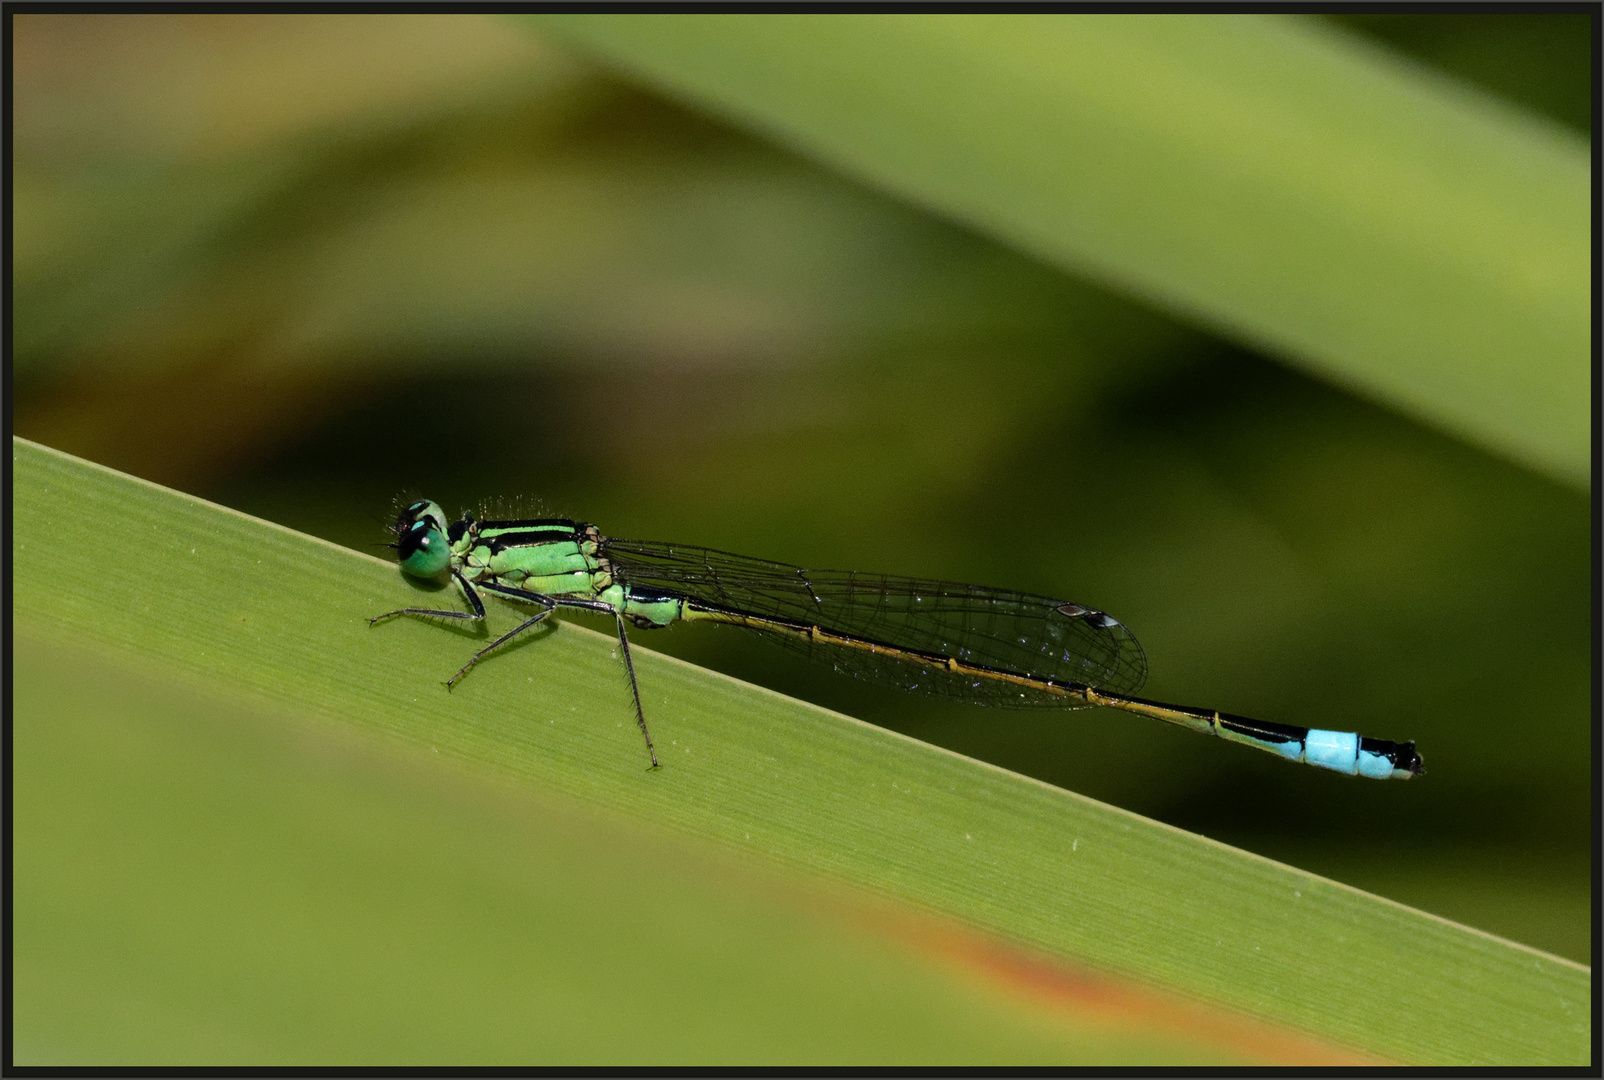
371,500,1423,779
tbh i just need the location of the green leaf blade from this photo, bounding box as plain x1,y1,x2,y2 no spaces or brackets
529,13,1590,488
12,437,1590,1064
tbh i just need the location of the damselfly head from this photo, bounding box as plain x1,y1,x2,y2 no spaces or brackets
393,499,449,535
392,499,452,578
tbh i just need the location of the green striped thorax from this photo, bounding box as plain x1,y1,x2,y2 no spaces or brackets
388,500,686,630
393,500,605,588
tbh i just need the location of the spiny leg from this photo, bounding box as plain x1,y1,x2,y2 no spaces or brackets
461,582,661,769
451,584,619,689
369,569,487,625
372,573,553,689
612,613,660,770
445,601,555,688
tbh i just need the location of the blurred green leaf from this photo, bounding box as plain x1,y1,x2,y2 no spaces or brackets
13,437,1590,1065
19,636,1266,1066
1327,13,1592,134
531,14,1590,488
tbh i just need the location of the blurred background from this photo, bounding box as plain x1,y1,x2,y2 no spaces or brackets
12,13,1591,963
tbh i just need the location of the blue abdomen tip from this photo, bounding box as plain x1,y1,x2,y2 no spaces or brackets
1303,729,1359,775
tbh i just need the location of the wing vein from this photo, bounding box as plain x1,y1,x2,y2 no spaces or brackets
602,538,1148,707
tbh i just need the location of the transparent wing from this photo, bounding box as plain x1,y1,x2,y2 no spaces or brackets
601,538,1148,708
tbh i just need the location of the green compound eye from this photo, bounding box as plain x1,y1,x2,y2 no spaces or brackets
396,500,448,536
396,519,451,578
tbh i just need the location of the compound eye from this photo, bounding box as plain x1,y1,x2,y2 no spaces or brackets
395,499,449,536
396,520,451,578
